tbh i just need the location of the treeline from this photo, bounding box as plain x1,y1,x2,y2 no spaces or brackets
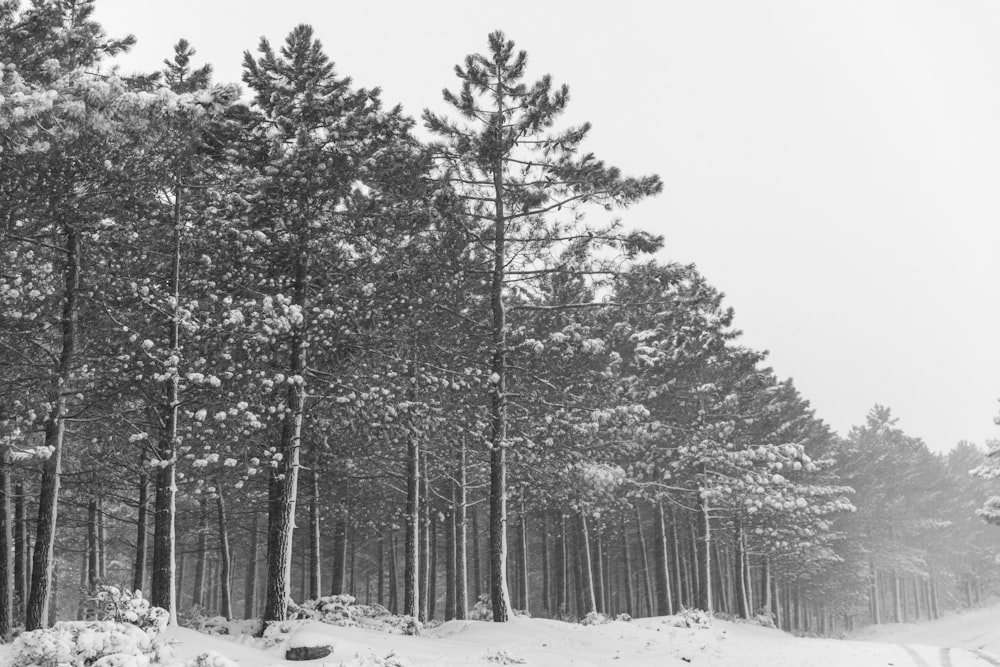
1,0,998,640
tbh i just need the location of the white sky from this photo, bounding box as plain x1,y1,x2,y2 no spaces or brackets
92,0,1000,453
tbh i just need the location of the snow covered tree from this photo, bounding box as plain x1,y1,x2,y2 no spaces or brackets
424,30,661,622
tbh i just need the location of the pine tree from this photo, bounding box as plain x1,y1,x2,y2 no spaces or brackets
424,30,661,621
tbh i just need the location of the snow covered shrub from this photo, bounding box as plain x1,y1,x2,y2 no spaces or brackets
615,613,633,622
485,649,527,664
5,621,158,667
337,651,410,667
164,651,239,667
94,587,169,638
289,595,421,635
468,594,492,621
751,611,776,628
663,608,712,628
581,611,610,626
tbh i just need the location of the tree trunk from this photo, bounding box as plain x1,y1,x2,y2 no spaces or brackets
262,254,308,625
14,481,26,626
656,499,674,615
621,517,634,616
593,523,604,614
488,116,513,622
696,497,712,613
87,499,99,593
25,224,79,631
420,452,430,622
445,502,456,620
216,484,233,620
428,516,437,619
734,517,749,619
892,571,902,622
634,505,655,617
97,496,106,580
388,530,399,614
471,508,481,603
519,503,529,615
309,457,321,600
376,535,384,607
134,472,149,594
403,421,419,619
668,505,683,611
193,498,208,608
455,443,468,620
541,514,551,616
579,513,597,615
244,515,259,619
0,444,12,640
560,515,569,616
331,519,347,595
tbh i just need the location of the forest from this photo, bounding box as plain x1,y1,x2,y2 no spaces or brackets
2,0,1000,653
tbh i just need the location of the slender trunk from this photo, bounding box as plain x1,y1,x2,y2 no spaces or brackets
488,81,513,622
25,224,79,631
244,515,259,619
579,513,597,615
445,502,456,620
656,499,674,615
455,443,468,619
560,515,569,616
0,444,11,640
376,536,384,607
892,571,902,622
734,517,749,619
331,519,347,595
216,483,232,620
696,497,712,613
541,514,551,616
193,499,208,607
134,472,149,593
634,505,655,617
309,457,321,599
420,452,430,622
150,190,183,621
403,417,419,618
428,516,437,619
668,506,683,611
593,523,604,614
621,517,634,616
519,503,529,615
87,499,99,592
471,508,481,603
14,481,25,625
388,530,399,614
97,496,106,580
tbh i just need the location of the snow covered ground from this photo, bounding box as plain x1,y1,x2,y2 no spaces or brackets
5,607,1000,666
161,610,1000,667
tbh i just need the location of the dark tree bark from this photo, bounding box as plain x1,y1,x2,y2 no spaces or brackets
634,505,655,617
429,516,438,620
403,422,419,618
388,530,399,614
376,535,384,607
25,225,79,631
655,499,674,615
621,517,634,616
13,481,26,625
518,503,529,615
97,496,106,580
0,444,12,640
87,499,99,592
331,519,347,595
244,515,259,619
134,472,149,594
470,507,481,602
455,442,468,620
445,503,456,620
696,498,712,613
593,523,604,614
192,498,208,608
308,457,321,600
541,514,551,616
734,517,749,619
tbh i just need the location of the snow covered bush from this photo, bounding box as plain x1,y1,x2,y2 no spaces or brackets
581,611,610,626
4,621,159,667
663,608,713,628
94,587,168,638
337,651,410,667
162,651,239,667
468,595,493,622
485,649,527,664
289,595,421,635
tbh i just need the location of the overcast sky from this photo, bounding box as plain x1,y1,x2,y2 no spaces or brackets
92,0,1000,453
